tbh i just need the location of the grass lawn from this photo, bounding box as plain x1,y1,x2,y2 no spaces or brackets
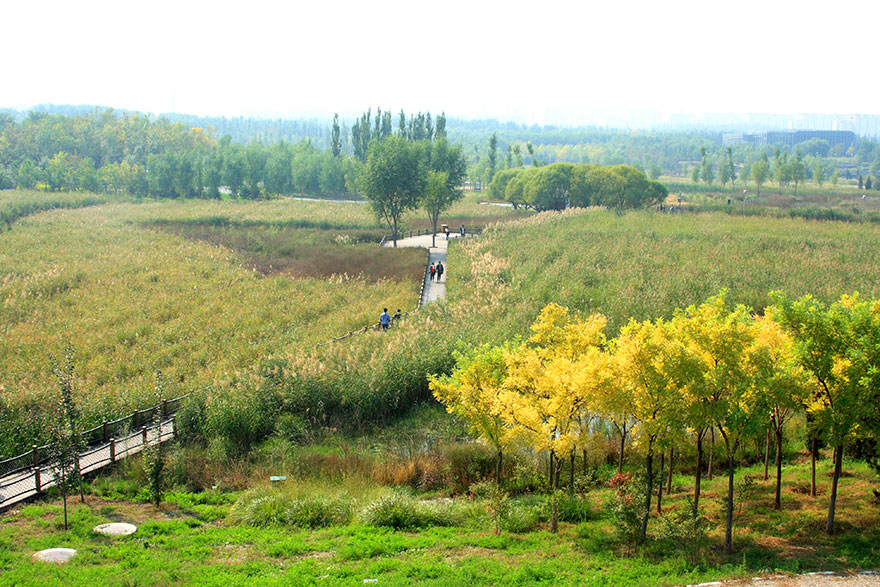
1,453,877,586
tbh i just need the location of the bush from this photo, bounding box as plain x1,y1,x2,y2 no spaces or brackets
174,395,208,445
656,498,709,565
604,472,645,542
273,413,308,444
443,442,497,494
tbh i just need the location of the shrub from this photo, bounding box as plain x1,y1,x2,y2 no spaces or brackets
470,480,510,535
273,413,308,444
443,442,497,494
657,498,709,565
604,472,644,542
174,395,208,445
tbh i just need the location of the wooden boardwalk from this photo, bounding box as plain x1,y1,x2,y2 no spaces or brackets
0,418,176,511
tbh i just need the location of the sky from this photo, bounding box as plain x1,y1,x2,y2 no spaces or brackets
3,0,879,126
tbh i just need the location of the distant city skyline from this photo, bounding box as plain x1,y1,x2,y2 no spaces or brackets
4,0,879,131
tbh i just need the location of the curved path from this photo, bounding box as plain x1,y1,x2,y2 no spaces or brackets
384,232,465,305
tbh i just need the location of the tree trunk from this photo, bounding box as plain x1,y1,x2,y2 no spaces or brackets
708,426,715,481
583,449,588,475
550,451,559,533
640,443,654,541
774,427,783,510
724,442,735,555
431,218,437,248
76,461,85,503
826,444,843,535
63,493,69,531
657,449,665,514
667,447,674,494
569,452,575,494
694,429,704,514
496,449,503,486
548,451,554,490
617,427,626,473
763,426,771,481
810,437,817,498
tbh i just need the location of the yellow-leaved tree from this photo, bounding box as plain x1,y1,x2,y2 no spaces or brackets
676,292,768,555
429,344,512,484
496,303,611,532
751,311,809,511
614,317,686,541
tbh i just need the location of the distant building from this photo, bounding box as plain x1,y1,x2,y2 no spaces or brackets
722,130,856,149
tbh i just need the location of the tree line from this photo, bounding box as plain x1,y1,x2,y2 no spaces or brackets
487,162,668,211
431,291,880,553
0,108,453,201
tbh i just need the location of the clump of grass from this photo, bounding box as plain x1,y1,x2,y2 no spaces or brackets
229,486,354,528
360,489,460,529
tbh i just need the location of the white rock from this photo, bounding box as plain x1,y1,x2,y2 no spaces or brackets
33,548,76,563
93,522,137,536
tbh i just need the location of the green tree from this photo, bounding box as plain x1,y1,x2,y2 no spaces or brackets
791,151,806,196
751,154,770,195
771,293,878,534
700,147,714,185
47,346,85,530
16,159,38,189
487,133,498,183
144,373,167,507
361,136,425,247
814,161,825,187
331,113,342,157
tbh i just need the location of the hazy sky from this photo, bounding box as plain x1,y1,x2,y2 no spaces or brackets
3,0,878,124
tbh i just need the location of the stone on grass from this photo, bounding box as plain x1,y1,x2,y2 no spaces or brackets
33,548,76,563
93,522,137,536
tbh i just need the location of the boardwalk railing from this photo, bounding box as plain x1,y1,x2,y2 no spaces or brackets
0,391,195,511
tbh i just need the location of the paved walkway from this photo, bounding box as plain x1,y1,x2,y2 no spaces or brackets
384,232,466,305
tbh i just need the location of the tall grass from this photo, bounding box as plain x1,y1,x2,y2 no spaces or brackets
0,199,421,455
0,189,114,229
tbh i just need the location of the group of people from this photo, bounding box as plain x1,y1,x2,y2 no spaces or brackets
429,261,444,282
379,308,403,330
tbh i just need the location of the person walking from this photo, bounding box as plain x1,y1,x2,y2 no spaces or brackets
429,262,436,281
393,309,402,322
379,308,391,330
436,261,444,282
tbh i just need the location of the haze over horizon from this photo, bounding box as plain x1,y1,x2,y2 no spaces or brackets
4,0,879,128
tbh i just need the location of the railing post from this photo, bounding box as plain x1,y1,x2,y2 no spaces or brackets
133,410,140,429
34,466,41,493
141,426,148,446
32,445,38,469
102,420,108,442
110,438,116,462
162,399,168,419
